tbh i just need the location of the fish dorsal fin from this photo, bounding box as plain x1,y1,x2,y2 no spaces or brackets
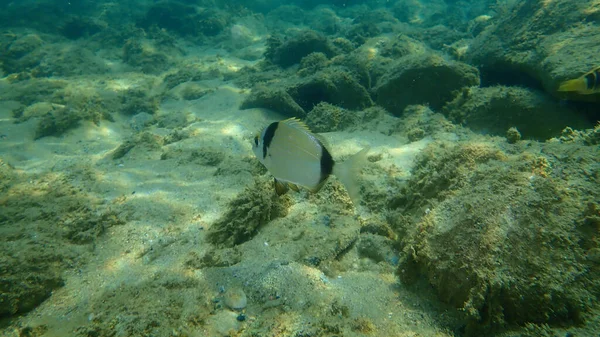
586,66,600,76
281,118,331,149
281,117,312,132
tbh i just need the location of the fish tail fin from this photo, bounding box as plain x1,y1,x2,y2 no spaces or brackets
334,146,370,205
558,78,586,93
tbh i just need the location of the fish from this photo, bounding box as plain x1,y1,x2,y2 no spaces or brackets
252,118,368,204
557,66,600,95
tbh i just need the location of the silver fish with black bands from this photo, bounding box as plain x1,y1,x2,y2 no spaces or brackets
252,118,368,204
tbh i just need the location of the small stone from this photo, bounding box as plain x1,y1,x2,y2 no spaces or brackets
506,127,521,144
224,287,247,310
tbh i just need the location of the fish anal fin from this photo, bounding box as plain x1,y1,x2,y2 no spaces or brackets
274,178,289,195
309,179,328,194
558,78,586,93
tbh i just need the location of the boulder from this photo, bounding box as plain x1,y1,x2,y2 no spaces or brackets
374,53,479,116
443,86,592,140
240,85,306,118
391,140,600,335
288,68,373,111
466,0,600,103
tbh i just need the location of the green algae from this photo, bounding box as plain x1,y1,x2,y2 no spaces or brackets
390,139,600,335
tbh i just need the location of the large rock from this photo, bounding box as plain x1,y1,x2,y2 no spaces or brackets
466,0,600,103
288,68,373,111
443,86,592,140
391,140,600,335
374,53,479,116
240,85,306,118
265,30,338,68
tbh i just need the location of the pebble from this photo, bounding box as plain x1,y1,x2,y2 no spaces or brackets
224,286,247,310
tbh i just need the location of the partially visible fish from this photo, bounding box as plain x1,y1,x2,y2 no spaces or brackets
252,118,368,204
558,67,600,94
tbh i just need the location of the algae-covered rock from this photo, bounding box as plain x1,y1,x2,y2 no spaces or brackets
0,171,127,318
112,131,164,160
554,124,600,146
374,53,479,116
139,2,229,37
443,86,592,140
466,0,600,104
118,88,160,116
18,102,59,121
163,64,212,90
393,104,456,141
6,34,43,59
61,16,104,40
378,34,428,59
288,68,373,111
34,105,82,139
123,39,171,74
391,140,600,335
35,45,109,77
206,178,289,247
265,30,338,68
298,52,329,77
305,102,351,133
2,78,68,106
240,85,306,118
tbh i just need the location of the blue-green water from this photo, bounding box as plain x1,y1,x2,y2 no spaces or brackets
1,1,599,336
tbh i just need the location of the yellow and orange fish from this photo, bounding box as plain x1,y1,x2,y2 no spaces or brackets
558,66,600,95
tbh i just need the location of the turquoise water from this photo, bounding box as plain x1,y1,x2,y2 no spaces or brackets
1,1,599,336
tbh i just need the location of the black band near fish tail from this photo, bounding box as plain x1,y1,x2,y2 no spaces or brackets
319,145,334,183
262,122,278,159
584,71,599,91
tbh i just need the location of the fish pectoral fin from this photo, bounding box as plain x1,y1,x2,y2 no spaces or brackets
274,178,289,195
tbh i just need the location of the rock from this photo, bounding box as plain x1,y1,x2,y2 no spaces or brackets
466,0,600,103
374,53,479,116
443,86,592,140
130,112,154,131
122,39,170,74
19,102,57,121
34,105,82,139
265,30,337,68
6,34,43,58
240,85,306,118
223,287,247,310
288,68,373,111
139,2,228,37
505,127,521,144
305,102,350,133
1,33,45,75
205,178,289,247
61,16,104,40
356,233,398,265
118,88,160,116
391,140,600,334
298,52,329,77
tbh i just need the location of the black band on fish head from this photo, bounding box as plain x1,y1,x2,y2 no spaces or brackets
262,122,278,159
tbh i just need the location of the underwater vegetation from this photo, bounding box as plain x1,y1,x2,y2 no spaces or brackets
0,0,599,336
